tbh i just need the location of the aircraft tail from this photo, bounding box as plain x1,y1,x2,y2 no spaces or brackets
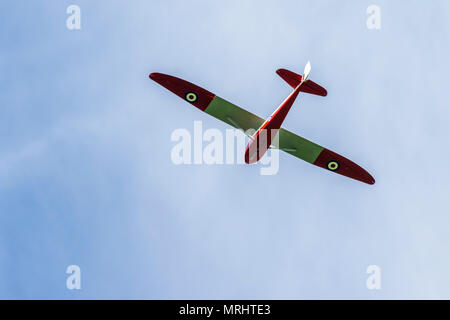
276,68,327,97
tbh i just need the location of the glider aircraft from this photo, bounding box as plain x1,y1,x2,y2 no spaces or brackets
150,62,375,185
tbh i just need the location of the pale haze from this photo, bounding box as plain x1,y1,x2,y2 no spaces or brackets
1,0,450,299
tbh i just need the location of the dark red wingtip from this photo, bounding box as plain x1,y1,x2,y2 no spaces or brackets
149,72,161,80
366,174,376,185
314,148,375,185
148,72,215,111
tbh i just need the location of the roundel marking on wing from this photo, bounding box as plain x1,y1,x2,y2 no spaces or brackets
327,160,340,171
185,92,198,103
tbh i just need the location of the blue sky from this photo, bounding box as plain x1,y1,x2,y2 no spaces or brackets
1,0,450,299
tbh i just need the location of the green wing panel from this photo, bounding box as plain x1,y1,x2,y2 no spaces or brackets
205,96,265,131
205,96,324,164
274,129,323,164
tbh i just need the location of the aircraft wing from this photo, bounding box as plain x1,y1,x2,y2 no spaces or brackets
204,96,264,133
150,72,375,184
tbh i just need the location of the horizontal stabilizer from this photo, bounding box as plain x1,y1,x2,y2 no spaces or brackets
301,80,327,96
276,68,327,97
276,68,302,88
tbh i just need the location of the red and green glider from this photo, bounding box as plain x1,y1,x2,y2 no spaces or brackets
149,62,375,185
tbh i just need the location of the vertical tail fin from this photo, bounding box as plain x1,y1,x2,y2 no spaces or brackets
303,61,311,80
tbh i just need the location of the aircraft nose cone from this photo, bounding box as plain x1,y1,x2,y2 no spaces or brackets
244,144,256,164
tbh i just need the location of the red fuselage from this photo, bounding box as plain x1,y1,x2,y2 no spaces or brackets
245,82,304,164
